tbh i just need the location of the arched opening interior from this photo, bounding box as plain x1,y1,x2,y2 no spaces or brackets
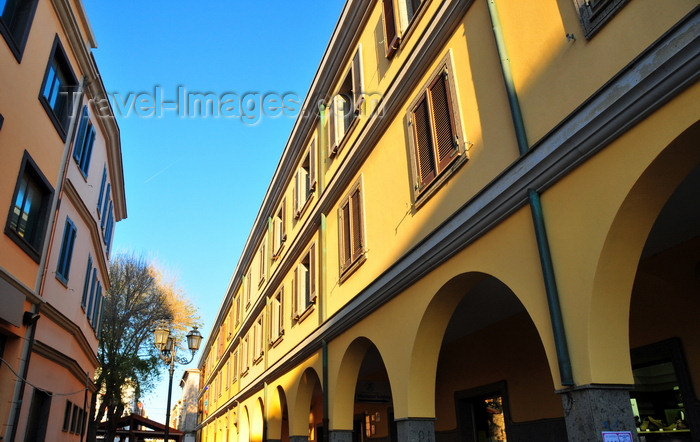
352,344,396,442
628,160,700,439
292,368,324,441
434,276,566,442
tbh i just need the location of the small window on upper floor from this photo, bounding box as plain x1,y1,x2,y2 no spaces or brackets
381,0,426,58
258,239,266,287
0,0,39,61
244,268,252,308
338,179,366,281
572,0,630,39
269,287,284,345
40,37,78,141
73,106,96,178
406,52,468,208
272,198,286,259
293,244,316,322
5,151,54,262
293,137,317,219
253,314,264,364
55,217,77,284
328,46,364,157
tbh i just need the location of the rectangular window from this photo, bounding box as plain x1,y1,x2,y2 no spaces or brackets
293,138,317,219
338,180,365,278
272,199,286,258
0,0,39,61
328,46,363,157
39,37,78,140
5,151,54,262
55,217,77,284
407,54,467,205
70,403,79,433
294,245,316,320
80,255,92,308
72,106,96,177
86,268,97,321
572,0,630,39
241,335,249,374
96,166,107,214
381,0,424,58
232,350,239,382
269,288,283,344
258,240,266,287
235,293,241,326
253,315,263,363
245,268,252,308
90,282,102,330
62,401,72,432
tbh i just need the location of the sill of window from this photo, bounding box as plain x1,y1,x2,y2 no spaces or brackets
294,304,315,324
241,369,249,377
39,96,68,142
294,195,314,222
335,118,361,158
412,154,468,212
396,1,431,56
339,253,367,284
258,277,265,289
272,245,285,261
253,355,264,365
5,228,42,263
55,274,69,288
270,334,284,349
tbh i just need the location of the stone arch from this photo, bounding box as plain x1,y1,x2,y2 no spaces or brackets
588,120,700,382
239,405,250,442
250,396,265,442
267,385,289,441
290,367,323,438
332,337,396,433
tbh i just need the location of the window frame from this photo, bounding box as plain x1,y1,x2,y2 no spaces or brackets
72,106,96,178
253,315,264,364
258,239,266,287
293,244,317,322
572,0,630,39
272,198,286,259
406,52,468,209
293,136,317,220
381,0,429,58
338,179,366,282
0,0,39,62
328,45,364,158
39,36,78,141
269,287,284,346
55,217,77,285
4,150,54,262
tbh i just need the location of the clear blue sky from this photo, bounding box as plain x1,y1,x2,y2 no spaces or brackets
82,0,346,423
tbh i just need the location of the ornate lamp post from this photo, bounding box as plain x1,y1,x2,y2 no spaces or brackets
153,321,202,442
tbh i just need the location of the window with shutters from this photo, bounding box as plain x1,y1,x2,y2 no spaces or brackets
258,239,266,287
572,0,629,39
272,199,286,259
244,268,252,308
39,37,78,141
328,46,364,157
293,137,317,219
234,292,241,326
406,53,467,207
293,244,316,322
5,151,54,262
381,0,426,58
338,179,366,281
232,350,239,382
241,335,249,375
55,217,76,284
253,315,264,364
269,287,284,345
0,0,39,61
73,106,96,177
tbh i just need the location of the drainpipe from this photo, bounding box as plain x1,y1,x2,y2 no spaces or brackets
322,340,329,442
486,0,574,386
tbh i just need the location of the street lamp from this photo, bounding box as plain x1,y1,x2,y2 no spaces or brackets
153,320,202,442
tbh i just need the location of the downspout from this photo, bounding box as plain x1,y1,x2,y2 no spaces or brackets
486,0,574,386
322,340,329,442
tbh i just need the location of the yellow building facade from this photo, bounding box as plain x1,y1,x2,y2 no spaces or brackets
198,1,699,441
0,0,125,440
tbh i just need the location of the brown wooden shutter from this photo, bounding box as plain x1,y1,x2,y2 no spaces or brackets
430,73,457,173
292,267,298,318
328,102,337,156
412,96,436,188
352,46,364,114
382,0,400,58
309,244,316,303
350,188,363,261
309,138,317,190
339,201,352,270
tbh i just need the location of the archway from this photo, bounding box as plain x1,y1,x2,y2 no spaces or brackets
239,405,250,442
416,273,564,441
626,129,700,437
268,385,290,442
291,368,324,441
250,397,265,442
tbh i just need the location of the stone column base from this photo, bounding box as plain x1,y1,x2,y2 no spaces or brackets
328,429,353,442
396,418,435,442
559,385,640,442
289,436,308,442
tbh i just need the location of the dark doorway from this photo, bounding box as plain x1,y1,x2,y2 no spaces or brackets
24,388,51,442
456,386,508,442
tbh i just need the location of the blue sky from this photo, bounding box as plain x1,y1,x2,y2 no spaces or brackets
82,0,346,423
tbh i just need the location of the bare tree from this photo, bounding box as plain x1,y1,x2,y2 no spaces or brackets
88,254,199,442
